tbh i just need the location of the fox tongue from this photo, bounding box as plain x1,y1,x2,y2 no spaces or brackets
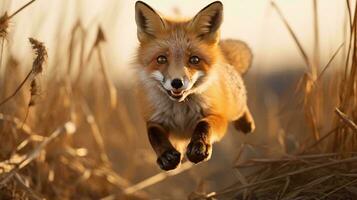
170,90,182,96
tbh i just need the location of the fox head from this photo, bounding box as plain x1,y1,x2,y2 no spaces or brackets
135,1,223,102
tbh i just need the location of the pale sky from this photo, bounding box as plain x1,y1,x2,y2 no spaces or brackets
1,0,349,78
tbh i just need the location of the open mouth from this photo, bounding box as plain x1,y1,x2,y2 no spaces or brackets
166,90,184,100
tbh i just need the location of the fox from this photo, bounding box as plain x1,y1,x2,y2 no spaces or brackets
134,1,255,171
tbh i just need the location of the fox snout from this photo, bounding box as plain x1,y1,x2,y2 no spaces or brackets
165,77,186,101
151,70,200,101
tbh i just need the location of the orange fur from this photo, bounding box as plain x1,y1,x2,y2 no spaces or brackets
134,1,255,170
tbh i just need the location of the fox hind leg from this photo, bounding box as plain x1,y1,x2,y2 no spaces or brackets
233,108,255,134
147,123,181,171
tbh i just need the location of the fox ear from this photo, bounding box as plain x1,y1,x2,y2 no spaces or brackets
188,1,223,42
135,1,166,42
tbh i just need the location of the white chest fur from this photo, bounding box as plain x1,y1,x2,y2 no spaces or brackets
148,90,206,138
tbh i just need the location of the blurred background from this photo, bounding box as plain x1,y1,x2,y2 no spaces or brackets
1,0,348,76
0,0,354,199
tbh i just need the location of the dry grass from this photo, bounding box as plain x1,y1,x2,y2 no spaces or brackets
0,0,356,200
0,2,143,199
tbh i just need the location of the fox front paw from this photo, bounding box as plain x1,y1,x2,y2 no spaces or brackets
157,149,181,171
186,140,212,164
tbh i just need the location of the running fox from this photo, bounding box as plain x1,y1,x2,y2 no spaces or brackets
134,1,255,170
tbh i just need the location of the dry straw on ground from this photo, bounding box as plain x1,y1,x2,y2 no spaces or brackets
0,0,356,200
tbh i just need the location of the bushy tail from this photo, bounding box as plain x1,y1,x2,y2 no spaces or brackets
219,39,252,75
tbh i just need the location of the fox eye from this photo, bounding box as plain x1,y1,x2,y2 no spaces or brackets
189,56,200,65
157,55,168,64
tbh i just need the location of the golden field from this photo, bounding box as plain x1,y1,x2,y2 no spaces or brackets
0,0,356,199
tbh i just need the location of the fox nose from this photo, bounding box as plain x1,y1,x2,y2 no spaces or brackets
171,79,183,89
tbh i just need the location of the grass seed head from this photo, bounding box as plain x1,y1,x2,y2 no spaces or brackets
0,12,9,38
29,37,47,75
